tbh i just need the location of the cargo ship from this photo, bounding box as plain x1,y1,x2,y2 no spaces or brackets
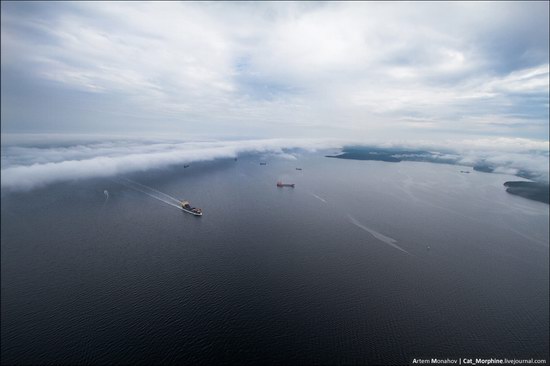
180,200,203,216
277,181,295,188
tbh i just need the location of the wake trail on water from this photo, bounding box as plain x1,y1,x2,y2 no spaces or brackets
122,178,181,204
309,193,327,203
347,214,413,256
114,179,183,211
102,190,109,209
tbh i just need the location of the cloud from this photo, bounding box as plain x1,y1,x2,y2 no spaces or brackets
1,135,548,191
1,2,548,140
0,136,343,190
371,137,550,181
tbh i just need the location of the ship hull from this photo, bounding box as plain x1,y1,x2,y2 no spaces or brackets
181,207,203,216
277,184,295,188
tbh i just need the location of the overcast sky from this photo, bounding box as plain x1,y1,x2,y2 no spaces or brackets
1,1,549,141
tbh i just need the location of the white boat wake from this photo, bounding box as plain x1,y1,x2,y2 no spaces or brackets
310,193,327,203
102,189,109,209
115,179,183,211
122,178,181,204
347,214,412,256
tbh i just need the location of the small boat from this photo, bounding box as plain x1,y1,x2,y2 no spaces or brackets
277,181,295,188
296,168,302,170
260,162,267,165
180,200,203,216
184,164,190,168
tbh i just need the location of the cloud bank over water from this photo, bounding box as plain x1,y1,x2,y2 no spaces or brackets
0,137,343,190
1,135,548,191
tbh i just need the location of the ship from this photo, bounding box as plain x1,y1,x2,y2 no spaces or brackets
184,164,190,168
260,162,267,165
180,200,203,216
296,168,302,170
276,181,295,188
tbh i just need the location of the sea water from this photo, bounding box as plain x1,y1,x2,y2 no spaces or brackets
1,152,548,364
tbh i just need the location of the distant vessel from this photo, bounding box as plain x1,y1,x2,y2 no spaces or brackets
180,200,203,216
184,164,190,168
277,181,295,188
460,170,470,174
260,162,267,165
296,168,302,170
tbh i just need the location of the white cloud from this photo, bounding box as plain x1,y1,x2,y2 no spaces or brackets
450,137,549,152
1,135,548,191
1,2,548,139
0,137,344,190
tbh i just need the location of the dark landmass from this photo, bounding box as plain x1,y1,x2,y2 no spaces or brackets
473,164,539,181
327,151,401,162
473,164,493,173
327,146,541,179
327,147,541,179
327,146,548,204
325,146,456,164
504,181,549,204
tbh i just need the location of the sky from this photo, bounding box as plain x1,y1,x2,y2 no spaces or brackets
1,1,549,141
1,2,549,190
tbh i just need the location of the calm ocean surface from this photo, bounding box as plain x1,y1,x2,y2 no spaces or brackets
2,152,548,365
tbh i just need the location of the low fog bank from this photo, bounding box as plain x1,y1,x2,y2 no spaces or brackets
1,135,548,191
0,137,344,191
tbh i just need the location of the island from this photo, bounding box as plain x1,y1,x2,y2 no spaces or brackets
503,181,549,204
327,146,549,205
325,146,456,164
